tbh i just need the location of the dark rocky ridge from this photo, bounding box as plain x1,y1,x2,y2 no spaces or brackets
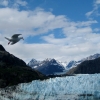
0,45,47,88
67,57,100,74
0,45,6,51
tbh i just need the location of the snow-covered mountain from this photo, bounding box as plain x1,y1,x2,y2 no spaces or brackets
66,53,100,69
0,74,100,100
28,58,41,68
28,58,65,75
28,53,100,75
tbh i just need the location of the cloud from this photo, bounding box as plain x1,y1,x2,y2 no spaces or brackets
14,0,27,7
42,34,67,45
86,0,100,17
40,19,97,47
0,7,96,38
0,7,67,37
0,0,27,8
0,0,8,6
4,39,100,64
38,16,100,63
4,19,99,64
0,1,100,63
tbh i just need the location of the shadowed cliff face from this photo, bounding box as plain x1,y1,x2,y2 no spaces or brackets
67,57,100,75
0,45,47,88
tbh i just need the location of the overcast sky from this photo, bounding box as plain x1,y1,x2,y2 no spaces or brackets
1,0,100,63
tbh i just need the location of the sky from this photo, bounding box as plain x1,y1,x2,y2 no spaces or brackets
1,0,100,63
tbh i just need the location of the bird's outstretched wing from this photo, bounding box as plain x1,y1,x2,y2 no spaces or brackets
12,34,22,38
5,37,10,41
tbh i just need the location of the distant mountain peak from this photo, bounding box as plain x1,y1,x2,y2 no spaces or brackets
66,53,100,69
28,58,65,75
28,58,40,68
29,58,37,63
44,58,55,62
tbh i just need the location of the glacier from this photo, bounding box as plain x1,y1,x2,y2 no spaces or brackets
0,74,100,100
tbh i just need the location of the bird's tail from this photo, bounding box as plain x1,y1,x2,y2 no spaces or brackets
5,37,10,41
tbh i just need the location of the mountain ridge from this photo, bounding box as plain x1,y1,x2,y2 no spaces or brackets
66,53,100,69
28,58,65,75
67,57,100,74
0,44,47,88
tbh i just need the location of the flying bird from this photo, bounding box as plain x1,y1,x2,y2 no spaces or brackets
5,34,24,45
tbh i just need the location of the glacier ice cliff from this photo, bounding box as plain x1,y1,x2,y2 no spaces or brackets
0,74,100,100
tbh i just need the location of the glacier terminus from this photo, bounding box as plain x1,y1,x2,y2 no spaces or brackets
0,74,100,100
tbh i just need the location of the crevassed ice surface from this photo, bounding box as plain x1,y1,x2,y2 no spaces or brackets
0,74,100,100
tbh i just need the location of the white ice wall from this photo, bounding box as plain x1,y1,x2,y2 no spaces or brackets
0,74,100,100
19,74,100,94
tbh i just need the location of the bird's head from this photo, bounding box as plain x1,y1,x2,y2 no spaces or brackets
20,37,24,40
